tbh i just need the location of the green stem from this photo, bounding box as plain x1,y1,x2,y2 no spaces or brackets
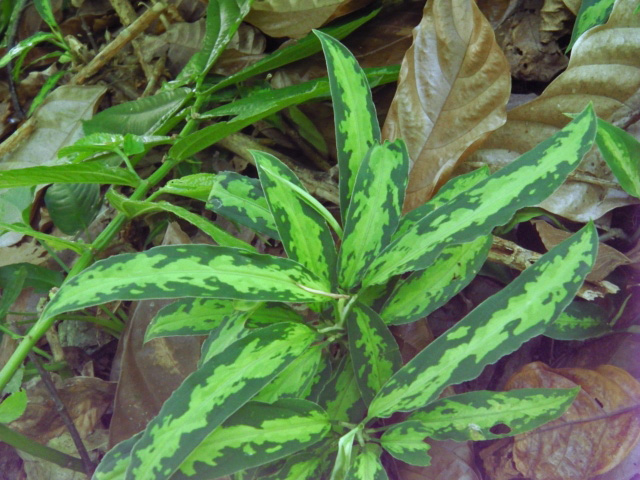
0,424,85,473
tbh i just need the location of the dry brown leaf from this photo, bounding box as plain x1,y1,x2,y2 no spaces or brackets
533,220,632,281
501,361,640,480
390,439,481,480
473,0,640,222
381,0,511,212
540,0,580,43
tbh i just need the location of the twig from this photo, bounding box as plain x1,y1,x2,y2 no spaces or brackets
5,0,28,120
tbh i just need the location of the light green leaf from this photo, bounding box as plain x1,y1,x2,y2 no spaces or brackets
319,355,366,426
380,235,492,325
347,303,401,405
44,183,101,235
0,163,140,188
545,300,613,340
346,444,388,480
156,173,217,202
93,432,141,480
330,427,359,480
0,390,27,423
126,322,317,480
368,223,598,418
207,171,279,239
0,32,58,68
34,0,59,31
363,104,597,288
198,307,255,364
83,88,190,136
40,245,333,324
315,30,381,215
27,70,66,116
255,151,336,285
0,222,87,253
338,140,409,290
265,448,330,479
389,388,579,442
567,0,615,52
380,421,431,467
596,118,640,198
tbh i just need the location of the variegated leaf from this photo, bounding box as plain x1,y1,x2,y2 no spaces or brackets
157,173,217,202
315,30,381,215
363,105,597,287
254,150,336,286
347,303,401,405
390,388,579,442
338,140,409,290
306,352,333,402
174,399,331,479
596,118,640,198
199,308,255,365
319,355,366,426
346,444,389,480
545,300,613,340
41,245,333,323
248,302,304,327
254,344,323,403
368,223,598,418
380,235,492,325
126,323,317,480
93,432,141,480
380,421,431,467
266,448,331,479
207,171,279,239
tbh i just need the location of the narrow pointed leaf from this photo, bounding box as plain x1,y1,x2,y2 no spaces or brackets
0,163,140,188
596,118,640,198
41,245,332,323
388,388,579,443
126,322,317,480
0,33,57,68
156,173,217,202
266,448,331,479
331,427,359,480
306,353,333,402
199,308,254,364
380,235,491,325
93,432,142,480
319,355,366,426
368,224,598,418
347,303,401,405
567,0,615,52
380,422,431,466
315,30,381,215
363,105,597,287
545,300,613,340
255,151,336,285
207,171,279,239
338,140,409,290
346,444,388,480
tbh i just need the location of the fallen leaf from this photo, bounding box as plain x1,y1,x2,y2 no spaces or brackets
389,439,481,480
381,0,511,212
540,0,580,43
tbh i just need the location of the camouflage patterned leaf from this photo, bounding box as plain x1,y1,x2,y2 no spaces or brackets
346,444,388,480
255,150,336,285
347,303,401,405
338,140,409,290
266,448,331,479
93,432,141,480
567,0,615,52
126,322,317,480
41,245,333,324
385,388,579,443
199,308,254,364
362,105,597,288
156,173,217,202
367,223,598,418
380,421,431,467
174,399,330,479
315,30,381,215
544,300,613,340
380,235,491,325
596,118,640,198
319,355,366,426
306,353,333,402
207,171,279,239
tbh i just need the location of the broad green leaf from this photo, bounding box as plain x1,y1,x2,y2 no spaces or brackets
126,322,317,480
83,88,190,136
34,0,59,31
567,0,615,52
380,235,492,325
315,30,381,215
0,163,140,188
174,399,330,479
0,263,62,292
319,355,366,426
380,421,431,467
207,171,279,239
156,173,217,202
0,390,27,423
545,300,613,340
346,444,388,480
338,140,409,290
93,432,141,480
40,245,333,324
44,183,101,235
0,32,58,68
368,223,598,418
596,118,640,198
0,267,27,320
395,166,491,239
388,388,579,443
199,307,255,364
363,105,597,288
105,189,252,250
331,427,359,480
204,9,379,94
0,222,87,253
347,303,401,405
176,0,253,85
255,151,336,285
253,344,322,402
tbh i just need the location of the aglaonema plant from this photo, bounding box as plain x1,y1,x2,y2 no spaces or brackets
0,26,600,480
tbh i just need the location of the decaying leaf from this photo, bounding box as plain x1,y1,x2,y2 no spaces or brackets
540,0,581,43
473,0,640,221
390,439,481,480
381,0,511,212
499,361,640,480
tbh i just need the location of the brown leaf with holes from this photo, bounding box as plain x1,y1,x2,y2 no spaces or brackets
381,0,511,212
497,362,640,480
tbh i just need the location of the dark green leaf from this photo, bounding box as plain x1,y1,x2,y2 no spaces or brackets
44,183,101,235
